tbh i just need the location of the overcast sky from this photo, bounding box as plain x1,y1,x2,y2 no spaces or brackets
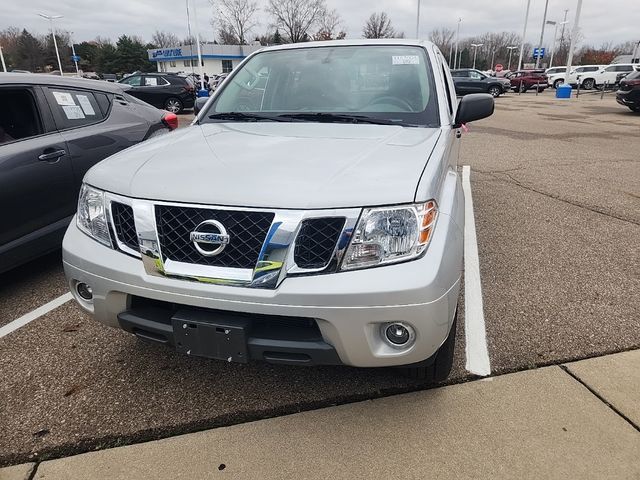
3,0,638,48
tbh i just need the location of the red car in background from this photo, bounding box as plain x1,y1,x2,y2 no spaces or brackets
509,70,549,93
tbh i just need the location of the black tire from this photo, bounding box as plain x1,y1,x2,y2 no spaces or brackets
630,106,640,113
488,85,502,97
399,312,457,382
537,87,545,93
582,78,595,90
553,79,563,89
164,97,183,114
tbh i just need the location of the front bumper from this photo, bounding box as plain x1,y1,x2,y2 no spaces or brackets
63,202,463,369
616,90,639,107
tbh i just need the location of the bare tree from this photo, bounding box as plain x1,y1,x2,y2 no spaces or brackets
429,27,455,56
212,0,259,45
182,35,197,45
362,12,402,39
267,0,327,43
152,30,180,48
218,25,240,45
313,8,346,41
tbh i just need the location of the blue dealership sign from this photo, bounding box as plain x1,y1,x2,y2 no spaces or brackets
533,47,546,59
71,55,80,62
151,48,183,59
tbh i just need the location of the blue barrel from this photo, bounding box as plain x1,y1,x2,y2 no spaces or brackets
556,84,572,99
197,89,209,98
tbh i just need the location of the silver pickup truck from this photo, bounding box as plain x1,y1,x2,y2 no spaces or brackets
63,39,493,382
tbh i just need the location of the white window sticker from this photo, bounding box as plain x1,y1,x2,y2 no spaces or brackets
76,95,96,116
144,77,158,86
52,91,76,106
392,55,420,65
62,105,85,120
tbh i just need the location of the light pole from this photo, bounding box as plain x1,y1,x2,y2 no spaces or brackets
471,43,483,69
415,0,421,38
71,43,80,75
454,18,462,69
632,40,640,63
38,13,64,75
565,0,583,81
506,46,518,71
548,20,568,68
558,9,569,64
535,0,550,69
546,21,557,68
517,0,532,71
187,0,205,92
70,32,80,76
0,44,7,73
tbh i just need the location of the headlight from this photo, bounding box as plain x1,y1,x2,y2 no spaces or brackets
77,184,112,247
341,201,437,271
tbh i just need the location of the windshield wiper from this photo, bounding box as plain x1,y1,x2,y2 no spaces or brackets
277,113,406,126
208,112,284,122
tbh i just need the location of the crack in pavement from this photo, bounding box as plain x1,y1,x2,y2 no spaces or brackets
476,171,640,227
560,365,640,433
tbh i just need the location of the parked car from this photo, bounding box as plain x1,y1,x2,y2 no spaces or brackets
101,73,118,82
211,72,229,90
451,68,509,97
509,70,548,92
591,64,640,88
82,72,101,80
63,40,495,381
0,73,178,273
118,72,195,113
564,65,605,89
545,66,567,89
616,70,640,112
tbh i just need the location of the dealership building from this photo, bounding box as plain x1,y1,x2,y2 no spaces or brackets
147,44,262,75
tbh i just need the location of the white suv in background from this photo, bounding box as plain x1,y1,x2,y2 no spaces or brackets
565,65,605,89
545,67,567,89
592,64,640,88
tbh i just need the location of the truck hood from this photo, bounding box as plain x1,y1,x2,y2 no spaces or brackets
86,122,441,209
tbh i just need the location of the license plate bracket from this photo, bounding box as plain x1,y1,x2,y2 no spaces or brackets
172,309,250,363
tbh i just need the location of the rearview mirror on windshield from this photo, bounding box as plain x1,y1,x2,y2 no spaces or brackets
454,94,494,127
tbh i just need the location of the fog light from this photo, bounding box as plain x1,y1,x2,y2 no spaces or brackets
383,323,415,348
76,282,93,301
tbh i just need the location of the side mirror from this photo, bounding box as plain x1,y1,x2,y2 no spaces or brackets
194,96,208,115
454,93,494,127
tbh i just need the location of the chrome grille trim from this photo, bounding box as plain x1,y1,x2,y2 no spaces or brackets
103,192,361,289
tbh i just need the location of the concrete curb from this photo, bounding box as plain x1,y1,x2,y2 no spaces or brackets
2,350,637,480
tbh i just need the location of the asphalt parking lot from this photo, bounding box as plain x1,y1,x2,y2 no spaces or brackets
1,91,638,467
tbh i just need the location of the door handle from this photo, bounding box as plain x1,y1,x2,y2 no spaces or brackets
38,149,66,162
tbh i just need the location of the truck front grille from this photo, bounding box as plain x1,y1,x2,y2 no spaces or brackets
111,202,138,251
294,217,345,269
155,205,274,269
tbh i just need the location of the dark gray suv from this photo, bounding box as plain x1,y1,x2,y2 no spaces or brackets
0,74,177,273
451,69,508,97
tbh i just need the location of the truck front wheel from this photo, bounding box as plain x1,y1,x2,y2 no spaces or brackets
399,311,458,382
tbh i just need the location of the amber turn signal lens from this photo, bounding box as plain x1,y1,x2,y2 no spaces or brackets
419,229,432,244
422,209,436,227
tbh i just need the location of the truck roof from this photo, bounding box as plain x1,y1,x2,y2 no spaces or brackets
259,38,436,53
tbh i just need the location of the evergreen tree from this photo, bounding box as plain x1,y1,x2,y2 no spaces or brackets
15,29,43,72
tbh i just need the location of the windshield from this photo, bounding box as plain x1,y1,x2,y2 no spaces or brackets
202,45,439,127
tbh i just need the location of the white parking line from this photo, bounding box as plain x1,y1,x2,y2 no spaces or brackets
0,293,73,339
462,166,491,377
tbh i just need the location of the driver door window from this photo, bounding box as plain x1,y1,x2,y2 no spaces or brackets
121,75,142,86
